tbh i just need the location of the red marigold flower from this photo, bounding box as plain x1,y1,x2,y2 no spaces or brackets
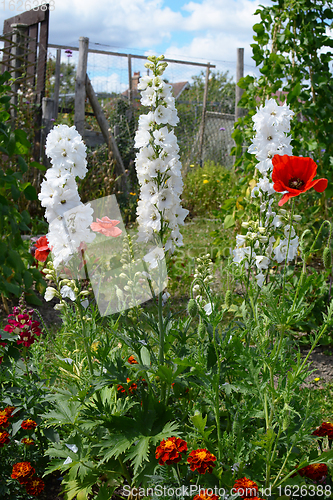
128,355,138,364
117,378,137,394
0,430,10,447
193,489,219,500
21,418,37,430
22,437,35,446
187,448,217,474
11,461,35,484
297,463,328,480
90,217,122,237
25,477,45,495
0,410,9,428
312,421,333,439
272,155,327,206
233,477,259,498
155,436,188,465
34,236,50,262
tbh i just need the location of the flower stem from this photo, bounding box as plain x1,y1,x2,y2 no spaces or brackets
281,198,295,302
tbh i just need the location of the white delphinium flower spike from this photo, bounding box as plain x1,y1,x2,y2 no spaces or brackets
233,98,298,286
40,124,95,269
134,55,188,254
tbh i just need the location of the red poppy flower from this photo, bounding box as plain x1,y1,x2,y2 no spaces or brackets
90,217,122,237
34,236,50,262
11,461,35,484
25,477,45,495
187,448,217,474
21,419,37,430
272,155,327,206
312,421,333,439
155,436,188,465
233,478,258,498
297,463,328,480
0,430,10,447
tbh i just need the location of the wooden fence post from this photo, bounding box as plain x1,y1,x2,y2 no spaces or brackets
85,75,128,194
198,63,210,165
128,54,133,103
41,97,54,165
235,48,244,122
53,48,61,119
75,36,89,136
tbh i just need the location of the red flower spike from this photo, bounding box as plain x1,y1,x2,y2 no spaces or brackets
34,236,50,262
272,155,327,206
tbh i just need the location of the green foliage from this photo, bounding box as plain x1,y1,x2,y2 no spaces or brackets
0,72,45,302
232,0,333,191
182,160,236,217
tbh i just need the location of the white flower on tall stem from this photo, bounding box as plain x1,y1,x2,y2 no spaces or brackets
39,125,95,269
233,98,299,286
134,55,188,253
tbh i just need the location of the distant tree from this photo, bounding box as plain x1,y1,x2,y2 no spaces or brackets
45,54,76,99
184,70,235,114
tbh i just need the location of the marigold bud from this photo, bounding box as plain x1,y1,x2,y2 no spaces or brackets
225,290,232,309
187,299,198,318
323,247,331,270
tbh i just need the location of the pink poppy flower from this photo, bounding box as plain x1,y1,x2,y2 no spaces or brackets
90,217,122,237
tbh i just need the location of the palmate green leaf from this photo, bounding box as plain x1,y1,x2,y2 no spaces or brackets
43,400,81,426
125,436,150,474
100,434,135,462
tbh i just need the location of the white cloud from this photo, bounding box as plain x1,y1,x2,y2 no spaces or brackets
89,74,128,94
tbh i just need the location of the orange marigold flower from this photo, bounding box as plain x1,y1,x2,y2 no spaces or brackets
272,155,327,207
233,478,259,498
128,355,138,364
155,436,188,465
4,406,16,417
25,477,45,496
187,448,217,474
11,461,35,484
0,430,10,447
117,378,137,394
193,489,219,500
297,463,328,480
22,437,35,446
312,421,333,439
21,418,37,430
0,409,9,428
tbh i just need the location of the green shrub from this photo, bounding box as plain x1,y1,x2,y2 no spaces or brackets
182,161,235,217
0,72,46,305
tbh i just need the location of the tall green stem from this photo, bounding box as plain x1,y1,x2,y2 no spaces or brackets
281,199,295,302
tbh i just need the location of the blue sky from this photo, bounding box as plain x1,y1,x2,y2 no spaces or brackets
0,0,272,93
